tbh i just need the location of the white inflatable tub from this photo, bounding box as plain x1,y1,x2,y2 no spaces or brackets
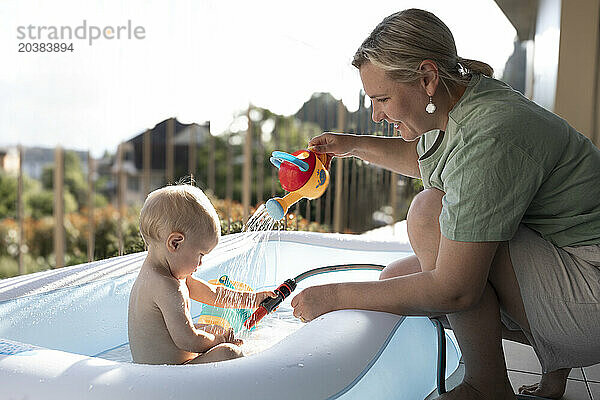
0,231,460,399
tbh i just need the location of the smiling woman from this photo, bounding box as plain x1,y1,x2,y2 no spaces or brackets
297,8,600,400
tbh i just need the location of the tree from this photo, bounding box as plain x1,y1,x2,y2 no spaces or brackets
41,151,87,207
0,172,17,218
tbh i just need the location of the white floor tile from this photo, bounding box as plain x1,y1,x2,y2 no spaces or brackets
589,382,600,400
503,339,542,373
584,364,600,383
508,371,591,400
503,340,585,380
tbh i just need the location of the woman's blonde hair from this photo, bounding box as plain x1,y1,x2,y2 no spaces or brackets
139,184,221,246
353,9,493,92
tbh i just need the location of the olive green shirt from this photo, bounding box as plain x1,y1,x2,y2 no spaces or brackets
417,74,600,247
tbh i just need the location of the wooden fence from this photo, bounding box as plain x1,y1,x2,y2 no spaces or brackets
7,94,419,275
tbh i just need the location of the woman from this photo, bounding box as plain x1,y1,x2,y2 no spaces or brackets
290,9,600,400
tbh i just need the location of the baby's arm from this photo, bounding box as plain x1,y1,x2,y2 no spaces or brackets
186,276,276,309
155,278,233,353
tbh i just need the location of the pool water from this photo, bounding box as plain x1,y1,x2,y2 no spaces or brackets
96,302,303,362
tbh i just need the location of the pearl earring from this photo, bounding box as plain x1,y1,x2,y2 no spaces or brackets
426,96,436,114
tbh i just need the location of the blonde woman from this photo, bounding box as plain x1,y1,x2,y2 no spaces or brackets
291,9,600,400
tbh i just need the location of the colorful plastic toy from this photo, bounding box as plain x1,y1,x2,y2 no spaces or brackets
266,149,330,220
196,275,254,332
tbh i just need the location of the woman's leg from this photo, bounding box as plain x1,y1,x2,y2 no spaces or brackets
378,186,442,280
388,188,570,398
379,255,421,279
405,188,524,399
491,243,571,398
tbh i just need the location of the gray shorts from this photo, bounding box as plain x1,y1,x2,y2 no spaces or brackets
505,224,600,372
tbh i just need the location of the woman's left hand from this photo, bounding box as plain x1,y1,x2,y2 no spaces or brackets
291,284,339,322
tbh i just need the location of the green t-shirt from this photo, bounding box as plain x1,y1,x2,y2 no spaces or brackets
417,74,600,247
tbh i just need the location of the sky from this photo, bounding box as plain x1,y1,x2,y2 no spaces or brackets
1,0,516,157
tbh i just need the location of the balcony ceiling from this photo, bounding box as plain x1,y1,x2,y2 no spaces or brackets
494,0,539,41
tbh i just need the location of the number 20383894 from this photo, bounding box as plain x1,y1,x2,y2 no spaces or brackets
18,43,74,52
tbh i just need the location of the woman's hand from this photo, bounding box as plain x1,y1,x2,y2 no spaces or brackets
308,132,359,169
290,284,340,322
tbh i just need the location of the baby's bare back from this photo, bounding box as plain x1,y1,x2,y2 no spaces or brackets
128,263,197,364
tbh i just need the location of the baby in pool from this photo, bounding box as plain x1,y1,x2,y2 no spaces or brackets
128,184,275,365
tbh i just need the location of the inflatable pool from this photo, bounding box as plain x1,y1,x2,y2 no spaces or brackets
0,231,460,399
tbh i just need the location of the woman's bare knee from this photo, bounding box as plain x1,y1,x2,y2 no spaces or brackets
407,188,444,268
407,188,444,225
379,255,421,280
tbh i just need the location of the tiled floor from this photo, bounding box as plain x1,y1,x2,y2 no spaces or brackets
426,339,600,399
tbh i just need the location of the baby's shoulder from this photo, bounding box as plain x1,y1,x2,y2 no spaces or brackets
135,264,181,296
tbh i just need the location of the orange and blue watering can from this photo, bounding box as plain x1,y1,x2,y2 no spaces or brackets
265,149,330,220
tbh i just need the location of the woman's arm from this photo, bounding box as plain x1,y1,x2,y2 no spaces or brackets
308,133,421,178
291,237,499,320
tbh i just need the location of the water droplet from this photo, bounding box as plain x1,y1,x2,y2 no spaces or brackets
308,353,312,356
89,385,94,391
298,363,304,367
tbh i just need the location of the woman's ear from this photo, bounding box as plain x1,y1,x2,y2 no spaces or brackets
166,232,184,253
419,59,439,97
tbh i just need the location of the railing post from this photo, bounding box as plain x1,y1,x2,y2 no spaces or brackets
116,143,125,256
323,100,331,228
208,122,215,193
242,107,252,223
333,100,345,233
255,120,264,206
166,118,175,184
17,144,24,275
226,131,233,233
314,101,322,225
143,128,151,196
87,151,95,263
189,124,197,181
390,123,399,228
53,146,64,269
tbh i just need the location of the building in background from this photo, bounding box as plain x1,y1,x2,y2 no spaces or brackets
0,146,88,179
102,118,211,206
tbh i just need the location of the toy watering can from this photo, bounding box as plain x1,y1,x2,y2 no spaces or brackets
265,149,330,220
197,275,255,333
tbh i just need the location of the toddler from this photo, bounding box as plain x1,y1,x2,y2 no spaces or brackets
128,184,275,364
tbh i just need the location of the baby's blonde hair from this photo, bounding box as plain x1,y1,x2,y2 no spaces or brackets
353,9,493,93
139,184,221,246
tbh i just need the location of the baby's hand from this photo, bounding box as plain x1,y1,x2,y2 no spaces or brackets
203,325,243,346
220,327,243,346
253,290,277,307
202,324,228,337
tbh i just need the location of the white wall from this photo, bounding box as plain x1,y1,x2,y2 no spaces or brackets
532,0,561,111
